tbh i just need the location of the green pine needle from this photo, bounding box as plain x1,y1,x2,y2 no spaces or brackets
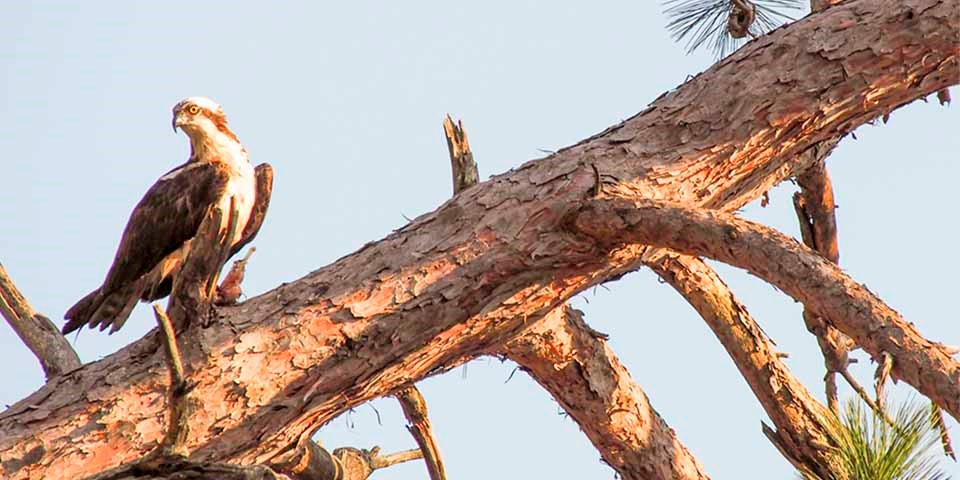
801,396,950,480
663,0,804,57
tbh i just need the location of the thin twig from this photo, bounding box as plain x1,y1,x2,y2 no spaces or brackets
395,386,447,480
0,262,81,379
368,448,424,470
837,368,898,428
930,403,956,460
270,441,424,480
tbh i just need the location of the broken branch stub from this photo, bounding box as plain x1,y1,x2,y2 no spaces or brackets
443,115,479,195
0,262,81,379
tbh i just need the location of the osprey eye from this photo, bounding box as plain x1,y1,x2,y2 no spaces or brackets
187,105,200,115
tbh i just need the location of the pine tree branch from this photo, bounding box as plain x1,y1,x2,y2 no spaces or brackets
1,2,955,477
394,387,447,480
498,306,712,480
0,262,81,379
791,140,854,413
645,254,836,477
444,115,708,479
571,197,960,419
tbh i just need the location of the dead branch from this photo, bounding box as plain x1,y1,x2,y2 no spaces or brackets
89,443,423,480
1,2,956,476
394,386,447,480
366,448,422,470
645,254,836,477
794,158,840,265
446,115,706,479
792,143,854,412
88,460,288,480
571,198,960,419
273,442,423,480
0,262,81,379
930,403,956,460
836,368,897,427
498,306,711,480
443,115,478,195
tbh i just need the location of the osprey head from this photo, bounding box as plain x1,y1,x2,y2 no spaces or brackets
172,97,230,136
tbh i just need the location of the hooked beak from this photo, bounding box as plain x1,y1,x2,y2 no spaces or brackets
172,110,185,133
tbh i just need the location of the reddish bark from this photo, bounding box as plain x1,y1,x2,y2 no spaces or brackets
571,198,960,419
499,307,711,480
0,0,956,477
646,255,835,477
0,263,81,379
394,387,447,480
793,154,854,411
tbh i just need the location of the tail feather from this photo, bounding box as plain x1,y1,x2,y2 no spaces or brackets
63,288,103,334
88,281,142,334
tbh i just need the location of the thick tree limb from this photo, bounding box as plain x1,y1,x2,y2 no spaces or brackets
571,198,960,419
446,114,707,479
645,255,836,476
0,262,81,379
811,0,845,12
89,461,289,480
394,387,447,480
1,0,956,477
498,306,711,480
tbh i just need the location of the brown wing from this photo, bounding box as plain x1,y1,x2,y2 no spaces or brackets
100,161,230,297
229,163,274,258
138,163,272,303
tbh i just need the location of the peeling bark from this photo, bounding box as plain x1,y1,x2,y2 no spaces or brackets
792,146,854,412
443,115,478,195
0,0,957,477
645,255,835,477
571,198,960,419
446,114,709,478
498,307,711,480
394,386,447,480
0,263,81,379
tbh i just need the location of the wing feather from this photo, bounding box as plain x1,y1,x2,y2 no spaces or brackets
100,161,230,297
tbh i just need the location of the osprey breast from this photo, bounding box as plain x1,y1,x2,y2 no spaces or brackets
220,159,257,247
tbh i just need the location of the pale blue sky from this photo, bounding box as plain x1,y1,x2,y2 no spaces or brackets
2,2,957,478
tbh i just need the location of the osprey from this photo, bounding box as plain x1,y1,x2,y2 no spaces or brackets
63,97,273,334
